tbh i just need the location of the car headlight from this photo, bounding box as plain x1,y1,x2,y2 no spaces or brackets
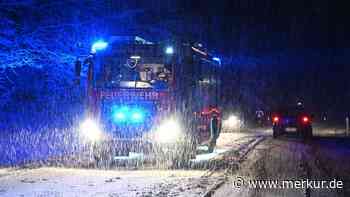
155,119,183,144
223,115,240,129
79,119,102,142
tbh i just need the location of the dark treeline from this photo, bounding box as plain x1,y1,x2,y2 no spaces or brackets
0,0,349,125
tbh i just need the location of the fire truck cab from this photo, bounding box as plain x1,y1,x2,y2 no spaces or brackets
75,36,222,165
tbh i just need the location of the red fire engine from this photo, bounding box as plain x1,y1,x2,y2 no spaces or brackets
75,36,222,165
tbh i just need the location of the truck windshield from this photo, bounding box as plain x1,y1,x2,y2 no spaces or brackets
95,53,171,90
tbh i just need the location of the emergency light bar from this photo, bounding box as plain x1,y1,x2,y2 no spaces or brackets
112,106,146,124
91,40,108,53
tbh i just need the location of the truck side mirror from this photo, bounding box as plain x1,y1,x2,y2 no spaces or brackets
75,59,82,85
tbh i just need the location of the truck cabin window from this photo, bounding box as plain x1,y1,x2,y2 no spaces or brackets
96,54,171,89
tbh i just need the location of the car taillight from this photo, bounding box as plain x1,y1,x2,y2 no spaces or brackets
302,116,310,124
273,116,279,123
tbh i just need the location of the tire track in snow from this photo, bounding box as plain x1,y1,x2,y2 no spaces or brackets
201,136,267,197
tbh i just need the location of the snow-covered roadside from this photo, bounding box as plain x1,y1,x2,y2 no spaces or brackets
212,136,350,197
0,130,267,197
0,167,224,197
0,169,10,178
216,132,266,151
0,132,262,197
191,132,265,165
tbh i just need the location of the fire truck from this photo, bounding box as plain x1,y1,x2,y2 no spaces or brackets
75,36,222,166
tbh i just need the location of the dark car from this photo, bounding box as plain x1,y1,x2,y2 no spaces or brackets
271,105,313,139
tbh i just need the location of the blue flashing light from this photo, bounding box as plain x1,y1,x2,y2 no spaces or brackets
115,112,126,120
113,111,127,123
131,111,144,123
91,40,108,53
111,106,147,124
112,106,128,123
212,57,221,62
165,46,174,55
212,57,222,65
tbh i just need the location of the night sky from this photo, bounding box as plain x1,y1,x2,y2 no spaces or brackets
180,1,349,50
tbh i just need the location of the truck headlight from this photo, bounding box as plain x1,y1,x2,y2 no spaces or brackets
79,119,102,142
223,115,240,129
155,119,182,143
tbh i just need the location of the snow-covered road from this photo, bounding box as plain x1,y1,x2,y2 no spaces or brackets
0,167,226,197
0,130,275,197
213,135,350,197
0,131,264,197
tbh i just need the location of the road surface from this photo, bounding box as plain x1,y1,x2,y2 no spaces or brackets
1,128,350,197
0,168,225,197
0,131,260,197
214,131,350,197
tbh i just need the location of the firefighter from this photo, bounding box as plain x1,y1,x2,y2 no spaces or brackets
208,113,220,153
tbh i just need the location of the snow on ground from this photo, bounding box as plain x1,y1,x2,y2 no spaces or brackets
190,131,264,164
213,135,350,197
193,148,228,162
0,167,224,197
0,130,268,197
0,132,264,197
0,169,11,179
216,132,265,149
